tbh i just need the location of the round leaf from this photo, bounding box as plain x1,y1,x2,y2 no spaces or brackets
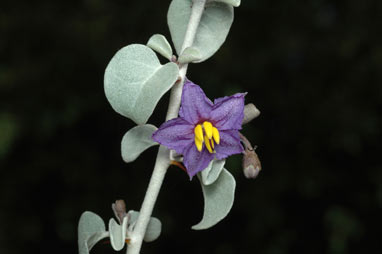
168,0,234,62
144,217,162,242
121,124,158,163
192,168,236,230
104,44,179,124
147,34,173,60
177,46,202,64
200,159,225,185
78,211,109,254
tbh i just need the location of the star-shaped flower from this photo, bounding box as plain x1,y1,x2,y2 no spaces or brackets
152,80,245,178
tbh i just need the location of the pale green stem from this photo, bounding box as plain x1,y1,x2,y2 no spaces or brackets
126,1,207,253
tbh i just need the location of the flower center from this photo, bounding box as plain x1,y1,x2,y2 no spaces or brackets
194,121,220,153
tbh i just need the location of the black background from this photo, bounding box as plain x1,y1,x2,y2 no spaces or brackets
0,0,381,253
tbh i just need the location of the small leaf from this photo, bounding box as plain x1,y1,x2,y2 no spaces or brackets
200,159,225,185
144,217,162,242
109,217,128,251
78,211,109,254
127,210,162,242
121,124,158,163
104,44,179,124
177,46,202,64
192,168,236,230
212,0,241,7
147,34,173,60
168,0,234,62
127,210,139,232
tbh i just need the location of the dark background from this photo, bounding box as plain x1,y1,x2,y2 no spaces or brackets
1,0,381,253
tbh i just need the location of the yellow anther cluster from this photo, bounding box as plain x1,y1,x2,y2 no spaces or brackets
194,121,220,153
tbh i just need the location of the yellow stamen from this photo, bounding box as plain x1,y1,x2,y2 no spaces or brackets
211,138,215,149
212,127,220,144
195,136,203,152
204,135,214,153
194,124,204,141
203,121,213,139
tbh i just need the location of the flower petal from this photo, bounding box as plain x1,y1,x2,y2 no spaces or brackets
215,130,243,160
211,93,246,130
179,80,213,124
183,144,215,179
152,117,194,155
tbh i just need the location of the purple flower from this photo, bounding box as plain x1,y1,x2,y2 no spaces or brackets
152,80,245,178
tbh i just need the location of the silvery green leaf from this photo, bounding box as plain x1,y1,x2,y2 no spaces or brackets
147,34,173,60
121,124,158,163
200,159,225,185
192,168,236,230
78,211,109,254
168,0,234,62
177,46,202,64
144,217,162,242
127,210,139,232
109,217,128,251
211,0,241,7
127,210,162,242
104,44,179,124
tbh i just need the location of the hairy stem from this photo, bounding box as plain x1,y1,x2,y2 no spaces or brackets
126,1,206,253
166,0,206,120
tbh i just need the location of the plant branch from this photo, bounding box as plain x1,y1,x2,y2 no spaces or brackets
166,0,206,121
126,1,207,253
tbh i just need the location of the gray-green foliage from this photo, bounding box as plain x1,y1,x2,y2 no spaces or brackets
168,0,234,62
177,46,202,64
104,44,179,124
97,0,240,252
78,210,162,254
121,124,158,163
127,210,162,242
109,217,128,251
78,212,109,254
147,34,173,60
192,168,236,230
200,159,225,185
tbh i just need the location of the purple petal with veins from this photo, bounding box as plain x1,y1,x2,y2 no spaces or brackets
152,80,246,178
152,117,194,155
179,80,213,124
214,130,244,160
211,93,246,130
182,144,215,179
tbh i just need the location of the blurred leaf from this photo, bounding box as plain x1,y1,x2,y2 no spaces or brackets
78,212,109,254
0,113,19,159
212,0,241,7
108,217,128,251
199,159,225,185
168,0,234,62
121,124,158,163
177,46,202,64
104,44,179,124
325,206,363,254
147,34,173,60
192,168,236,230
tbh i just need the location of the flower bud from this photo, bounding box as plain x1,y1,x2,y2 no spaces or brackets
242,103,260,125
112,199,127,223
242,149,261,179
